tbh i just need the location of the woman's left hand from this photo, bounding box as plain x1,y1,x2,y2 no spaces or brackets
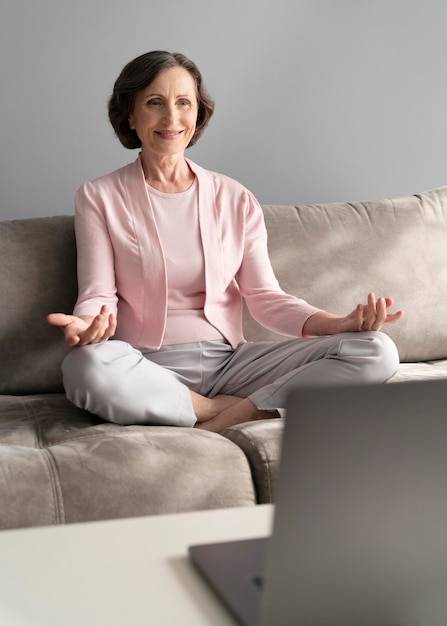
337,292,404,333
302,292,404,337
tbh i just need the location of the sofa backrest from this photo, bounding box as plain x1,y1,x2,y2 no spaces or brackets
243,185,447,363
1,185,447,395
0,216,77,394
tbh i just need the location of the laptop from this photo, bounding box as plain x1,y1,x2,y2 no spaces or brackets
189,379,447,625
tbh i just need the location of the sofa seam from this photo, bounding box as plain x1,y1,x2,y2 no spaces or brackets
22,396,45,448
42,429,152,447
36,426,200,448
38,448,66,525
0,427,219,448
20,398,66,524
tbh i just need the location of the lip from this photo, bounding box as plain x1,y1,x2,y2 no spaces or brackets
155,130,184,139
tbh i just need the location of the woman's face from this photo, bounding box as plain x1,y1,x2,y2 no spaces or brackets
129,66,198,159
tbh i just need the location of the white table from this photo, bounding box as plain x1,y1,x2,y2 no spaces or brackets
0,504,274,626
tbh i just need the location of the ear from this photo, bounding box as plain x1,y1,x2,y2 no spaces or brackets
128,114,135,130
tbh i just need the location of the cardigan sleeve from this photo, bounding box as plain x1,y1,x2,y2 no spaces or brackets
236,191,321,337
72,182,118,318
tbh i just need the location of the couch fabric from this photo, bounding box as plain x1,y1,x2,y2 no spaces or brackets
1,185,447,529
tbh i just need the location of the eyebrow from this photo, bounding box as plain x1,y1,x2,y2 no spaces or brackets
144,93,194,98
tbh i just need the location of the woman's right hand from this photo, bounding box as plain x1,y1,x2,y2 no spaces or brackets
47,305,116,346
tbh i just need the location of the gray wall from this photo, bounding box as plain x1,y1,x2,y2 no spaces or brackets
1,0,446,220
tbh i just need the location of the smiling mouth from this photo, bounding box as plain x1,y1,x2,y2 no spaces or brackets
155,130,184,138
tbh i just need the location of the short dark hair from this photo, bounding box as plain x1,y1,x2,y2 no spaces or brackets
108,51,215,149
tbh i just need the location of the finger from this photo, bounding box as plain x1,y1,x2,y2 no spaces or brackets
47,313,82,346
60,322,85,346
386,310,405,324
47,313,73,327
78,311,115,345
99,314,117,342
363,292,377,329
77,313,108,345
91,306,114,342
66,333,81,346
354,304,364,330
371,297,387,330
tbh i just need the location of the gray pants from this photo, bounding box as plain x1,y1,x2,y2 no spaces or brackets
62,331,399,427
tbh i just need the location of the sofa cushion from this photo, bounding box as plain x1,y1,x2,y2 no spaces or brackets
243,186,447,362
0,394,256,529
0,216,77,394
223,419,283,504
390,359,447,383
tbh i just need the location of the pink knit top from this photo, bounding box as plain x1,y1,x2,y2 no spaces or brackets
148,179,223,345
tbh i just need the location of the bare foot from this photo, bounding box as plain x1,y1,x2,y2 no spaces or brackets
191,392,242,423
194,398,278,433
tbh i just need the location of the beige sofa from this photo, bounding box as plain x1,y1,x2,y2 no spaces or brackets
1,185,447,530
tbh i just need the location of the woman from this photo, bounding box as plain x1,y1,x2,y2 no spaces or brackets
48,50,403,432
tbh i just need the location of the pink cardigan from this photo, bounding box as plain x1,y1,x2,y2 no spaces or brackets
73,156,320,349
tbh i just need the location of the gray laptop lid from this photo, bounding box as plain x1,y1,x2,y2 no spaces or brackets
190,379,447,625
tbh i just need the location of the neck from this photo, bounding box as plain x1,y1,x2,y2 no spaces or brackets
140,152,194,193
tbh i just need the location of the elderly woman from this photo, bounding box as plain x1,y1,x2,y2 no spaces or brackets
48,50,403,432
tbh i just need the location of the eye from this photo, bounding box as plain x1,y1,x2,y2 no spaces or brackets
146,98,162,107
178,99,191,107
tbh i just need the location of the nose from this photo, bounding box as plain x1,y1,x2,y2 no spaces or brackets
162,102,177,125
